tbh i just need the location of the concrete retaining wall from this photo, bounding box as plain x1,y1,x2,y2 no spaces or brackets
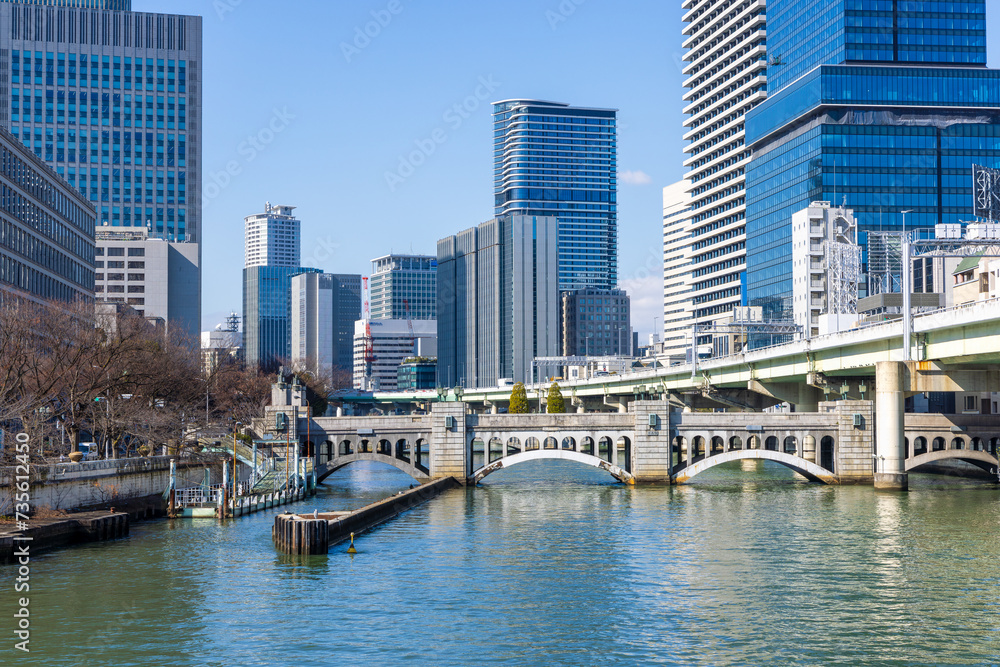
0,511,130,564
0,459,226,514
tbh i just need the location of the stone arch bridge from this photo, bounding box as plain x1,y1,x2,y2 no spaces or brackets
260,393,1000,486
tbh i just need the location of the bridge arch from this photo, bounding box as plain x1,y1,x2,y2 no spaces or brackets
673,449,837,485
315,453,430,484
469,449,633,485
905,449,998,474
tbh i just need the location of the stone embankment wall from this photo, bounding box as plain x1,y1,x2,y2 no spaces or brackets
0,457,232,514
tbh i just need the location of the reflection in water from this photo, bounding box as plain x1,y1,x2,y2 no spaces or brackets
2,460,1000,665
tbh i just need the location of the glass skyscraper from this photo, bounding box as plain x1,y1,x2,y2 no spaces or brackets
493,99,617,291
745,0,1000,318
0,0,202,331
244,266,321,371
369,254,436,320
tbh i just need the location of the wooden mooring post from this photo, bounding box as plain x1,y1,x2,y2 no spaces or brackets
273,514,329,555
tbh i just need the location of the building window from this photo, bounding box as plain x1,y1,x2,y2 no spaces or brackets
128,248,145,256
128,261,145,269
965,395,978,411
108,285,125,293
127,285,144,293
107,247,125,256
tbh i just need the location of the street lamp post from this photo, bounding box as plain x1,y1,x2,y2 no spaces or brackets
901,210,914,361
233,421,242,500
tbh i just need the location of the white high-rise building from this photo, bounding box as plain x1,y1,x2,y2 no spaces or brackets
662,181,693,357
680,0,767,337
791,202,860,338
244,203,301,269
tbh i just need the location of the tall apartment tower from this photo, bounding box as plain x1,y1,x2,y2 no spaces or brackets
437,215,559,388
745,0,1000,319
680,0,767,332
245,203,300,269
369,254,436,320
662,180,693,357
0,0,203,335
290,272,362,378
493,100,617,291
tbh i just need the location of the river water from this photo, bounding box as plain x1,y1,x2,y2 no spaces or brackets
4,460,1000,666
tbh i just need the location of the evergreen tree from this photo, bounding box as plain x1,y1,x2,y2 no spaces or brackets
547,382,565,414
509,382,529,414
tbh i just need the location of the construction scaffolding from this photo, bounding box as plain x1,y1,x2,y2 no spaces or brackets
867,231,905,296
824,208,862,316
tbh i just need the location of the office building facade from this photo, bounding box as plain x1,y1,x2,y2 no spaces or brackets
95,224,197,332
437,214,559,388
353,318,436,391
245,203,300,269
561,288,631,357
745,0,1000,319
493,100,617,291
369,254,436,320
680,0,768,332
0,0,202,332
290,271,361,378
396,358,436,391
0,123,94,302
243,266,320,370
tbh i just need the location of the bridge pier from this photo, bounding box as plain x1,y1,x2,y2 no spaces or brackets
875,362,908,491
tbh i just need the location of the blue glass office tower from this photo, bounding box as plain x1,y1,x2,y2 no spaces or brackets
493,100,617,291
244,266,321,371
0,0,203,334
745,0,1000,317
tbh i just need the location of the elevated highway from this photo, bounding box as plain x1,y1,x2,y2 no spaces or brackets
375,298,1000,413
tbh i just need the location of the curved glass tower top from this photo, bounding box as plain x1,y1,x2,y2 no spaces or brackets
493,99,618,291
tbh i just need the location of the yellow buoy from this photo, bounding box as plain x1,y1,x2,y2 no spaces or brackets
347,532,357,554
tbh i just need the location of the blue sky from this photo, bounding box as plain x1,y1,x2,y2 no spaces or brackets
135,0,1000,337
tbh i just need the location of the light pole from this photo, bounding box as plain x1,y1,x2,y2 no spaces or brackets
233,421,242,499
901,210,914,361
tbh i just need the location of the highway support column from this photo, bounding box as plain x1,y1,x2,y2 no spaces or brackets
874,361,908,491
